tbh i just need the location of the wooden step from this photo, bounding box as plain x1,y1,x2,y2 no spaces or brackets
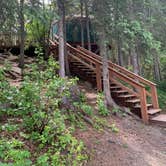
118,94,136,98
81,70,95,73
134,104,153,109
70,62,82,65
71,63,85,67
110,86,121,90
71,66,89,70
150,114,166,127
126,99,140,103
147,109,161,115
81,68,92,71
112,90,128,94
110,83,117,86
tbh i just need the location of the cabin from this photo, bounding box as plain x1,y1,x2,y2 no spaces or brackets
51,16,98,52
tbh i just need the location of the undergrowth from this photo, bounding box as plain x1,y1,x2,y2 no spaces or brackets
0,56,120,165
158,81,166,111
0,57,89,165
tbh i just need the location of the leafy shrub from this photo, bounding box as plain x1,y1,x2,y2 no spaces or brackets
0,57,88,165
158,81,166,92
0,138,31,165
157,81,166,111
97,93,109,116
81,104,93,116
110,123,119,133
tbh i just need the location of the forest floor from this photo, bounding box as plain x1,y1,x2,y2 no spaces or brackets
76,82,166,166
0,54,166,166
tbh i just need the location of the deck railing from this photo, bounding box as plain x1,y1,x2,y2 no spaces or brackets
0,32,20,48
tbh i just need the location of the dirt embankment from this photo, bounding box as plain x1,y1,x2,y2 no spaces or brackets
76,83,166,166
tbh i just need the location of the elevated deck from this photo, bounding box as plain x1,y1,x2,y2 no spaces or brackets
0,33,20,49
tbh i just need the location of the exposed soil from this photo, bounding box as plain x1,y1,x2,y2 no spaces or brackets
76,82,166,166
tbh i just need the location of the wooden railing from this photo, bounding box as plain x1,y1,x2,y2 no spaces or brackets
49,39,160,124
0,32,20,48
77,46,159,110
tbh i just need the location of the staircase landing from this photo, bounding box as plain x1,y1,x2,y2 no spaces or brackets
150,114,166,127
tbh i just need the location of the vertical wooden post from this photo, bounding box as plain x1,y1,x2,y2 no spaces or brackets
151,85,159,109
96,63,102,91
140,87,149,124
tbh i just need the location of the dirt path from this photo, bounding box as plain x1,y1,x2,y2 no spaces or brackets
76,82,166,166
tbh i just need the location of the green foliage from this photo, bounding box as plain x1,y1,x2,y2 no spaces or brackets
112,108,120,114
110,124,119,133
160,54,166,80
25,1,56,47
0,138,32,165
0,57,88,165
157,84,166,111
0,123,19,132
0,67,18,116
97,93,109,116
81,104,93,116
93,116,108,131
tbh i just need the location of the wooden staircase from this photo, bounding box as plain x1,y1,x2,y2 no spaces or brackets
50,39,166,126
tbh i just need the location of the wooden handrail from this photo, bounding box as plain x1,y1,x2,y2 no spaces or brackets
77,45,159,109
109,67,145,89
77,46,156,86
50,39,145,89
50,39,153,123
50,39,102,66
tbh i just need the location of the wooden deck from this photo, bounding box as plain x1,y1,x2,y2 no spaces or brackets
50,39,166,126
0,33,20,49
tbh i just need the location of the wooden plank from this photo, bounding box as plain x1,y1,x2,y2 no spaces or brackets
147,109,161,115
151,85,159,109
96,63,102,91
139,88,149,124
110,79,139,97
151,114,166,122
69,53,95,71
109,68,145,89
126,99,140,103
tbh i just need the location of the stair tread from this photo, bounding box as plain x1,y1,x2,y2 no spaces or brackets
134,104,152,108
147,109,161,115
81,68,93,71
112,90,128,93
126,99,140,103
118,94,135,98
151,114,166,122
110,86,121,89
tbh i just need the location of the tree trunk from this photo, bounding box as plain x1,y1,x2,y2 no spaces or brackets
19,0,25,70
117,38,123,66
99,29,113,107
57,0,65,78
63,2,70,76
131,46,139,75
80,0,84,47
85,0,91,51
114,0,123,66
152,49,161,82
128,0,139,75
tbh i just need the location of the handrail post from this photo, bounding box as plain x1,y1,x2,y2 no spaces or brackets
96,63,102,91
140,87,149,124
151,85,159,109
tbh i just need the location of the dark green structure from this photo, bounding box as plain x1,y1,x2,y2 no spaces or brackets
52,17,97,45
